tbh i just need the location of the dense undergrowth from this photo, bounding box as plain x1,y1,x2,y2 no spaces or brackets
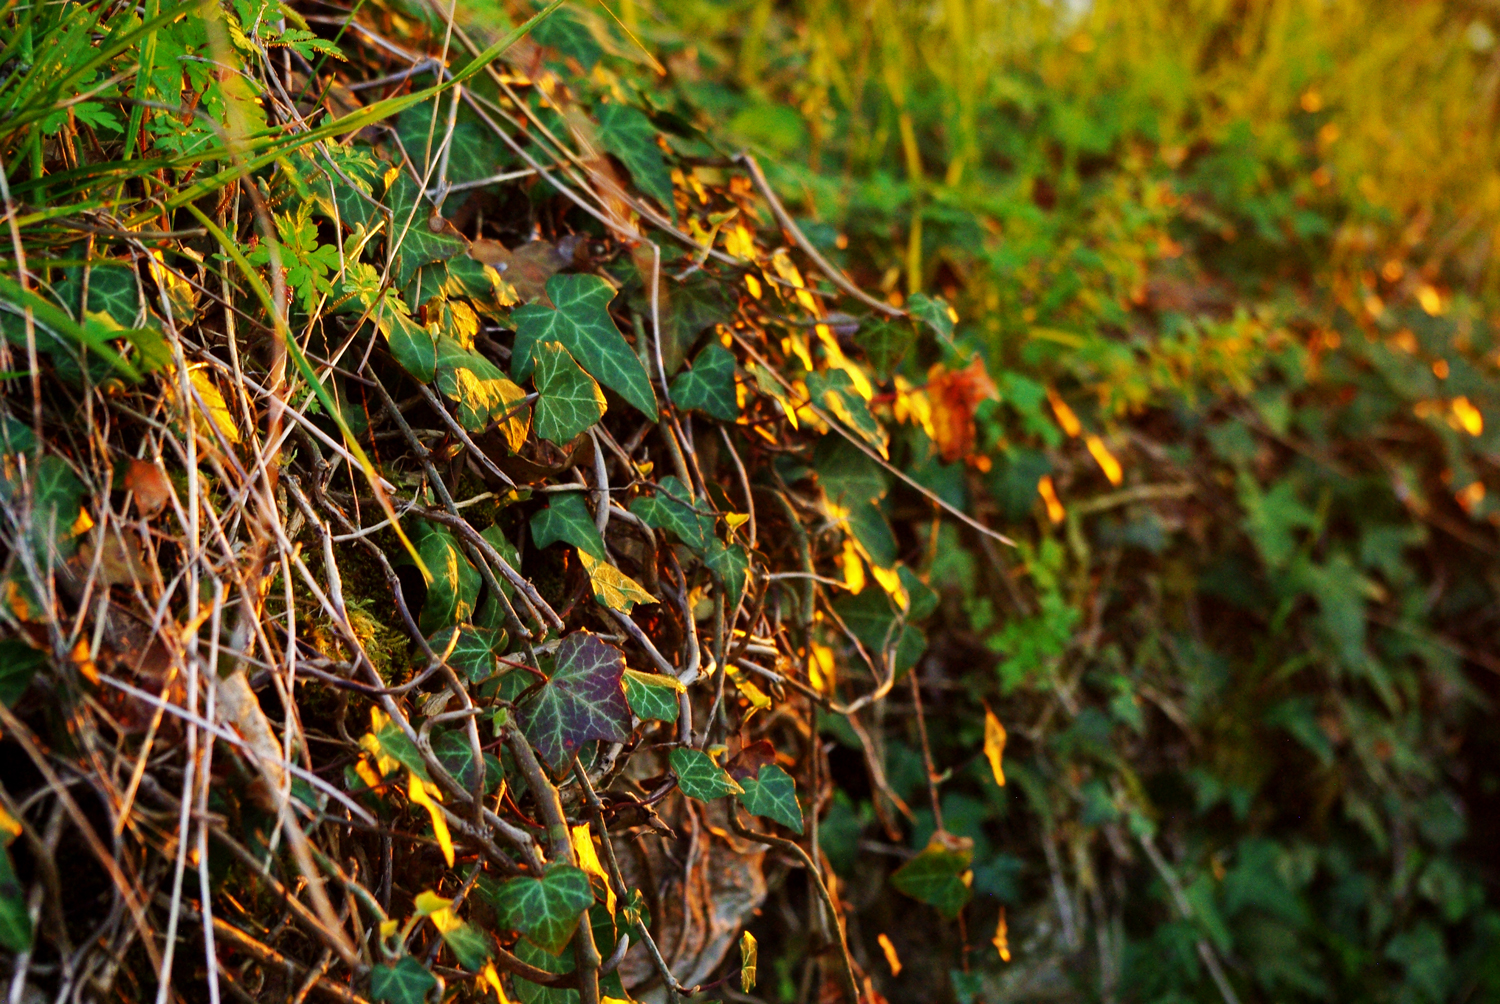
3,1,1500,1003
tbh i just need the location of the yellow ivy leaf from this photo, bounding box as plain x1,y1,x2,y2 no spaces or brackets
571,822,615,915
808,642,837,694
0,805,20,841
840,538,866,594
1085,435,1123,486
1038,475,1065,524
1047,387,1082,438
1451,396,1484,436
481,961,512,1001
578,551,658,614
173,365,241,446
413,889,453,917
739,930,758,992
993,907,1011,962
877,932,902,976
409,771,455,867
379,918,399,940
983,706,1007,787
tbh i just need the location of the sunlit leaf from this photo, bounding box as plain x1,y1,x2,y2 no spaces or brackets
519,632,632,773
489,864,595,954
533,340,605,444
622,668,682,722
385,173,468,291
415,521,480,633
983,706,1007,787
436,334,530,441
512,274,657,417
907,292,955,341
578,551,657,613
670,747,742,801
740,930,758,992
408,768,454,866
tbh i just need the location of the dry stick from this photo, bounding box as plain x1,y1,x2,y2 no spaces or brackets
718,426,757,551
727,806,862,1004
413,383,516,488
178,904,371,1004
589,427,611,536
908,670,944,831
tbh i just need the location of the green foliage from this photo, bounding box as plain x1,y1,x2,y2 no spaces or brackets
670,341,738,420
621,668,681,723
670,747,742,801
736,764,802,833
414,522,479,633
529,491,605,561
489,864,594,954
0,841,32,954
369,956,436,1004
513,274,657,418
890,835,972,919
533,341,606,444
595,103,676,216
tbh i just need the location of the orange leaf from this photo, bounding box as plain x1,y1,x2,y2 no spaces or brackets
926,357,997,463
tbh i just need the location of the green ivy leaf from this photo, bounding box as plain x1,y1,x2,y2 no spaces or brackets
370,956,437,1004
813,433,889,509
906,292,955,342
890,832,973,917
512,936,578,1004
339,263,436,382
595,103,676,217
435,334,530,442
622,668,682,723
58,259,141,329
1,415,35,456
670,747,743,801
806,368,887,456
512,274,657,418
489,864,595,954
670,341,738,421
440,917,494,971
529,491,605,561
630,476,714,553
429,624,507,681
855,319,912,382
0,842,32,954
0,454,88,563
834,585,925,676
433,728,503,793
737,764,803,833
385,173,468,291
533,341,606,444
704,540,750,610
0,641,44,706
519,632,632,773
415,522,480,633
396,102,495,187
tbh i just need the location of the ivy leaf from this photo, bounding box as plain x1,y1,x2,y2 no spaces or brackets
578,551,657,613
433,728,503,793
595,103,676,216
533,341,606,444
740,931,758,992
512,274,657,418
369,956,437,1004
529,491,605,561
519,632,632,773
670,341,738,421
670,747,743,801
339,263,436,382
396,102,495,187
512,936,578,1004
890,831,973,918
806,369,887,456
704,540,750,610
737,764,803,833
437,916,494,971
435,334,530,445
385,173,468,291
489,864,595,954
855,319,913,381
415,522,480,633
0,641,43,706
362,708,429,781
429,624,507,682
813,433,889,509
630,476,714,553
834,585,925,675
0,842,32,954
906,292,956,342
622,668,682,723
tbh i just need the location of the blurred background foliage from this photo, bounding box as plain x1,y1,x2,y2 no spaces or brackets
589,0,1500,1000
